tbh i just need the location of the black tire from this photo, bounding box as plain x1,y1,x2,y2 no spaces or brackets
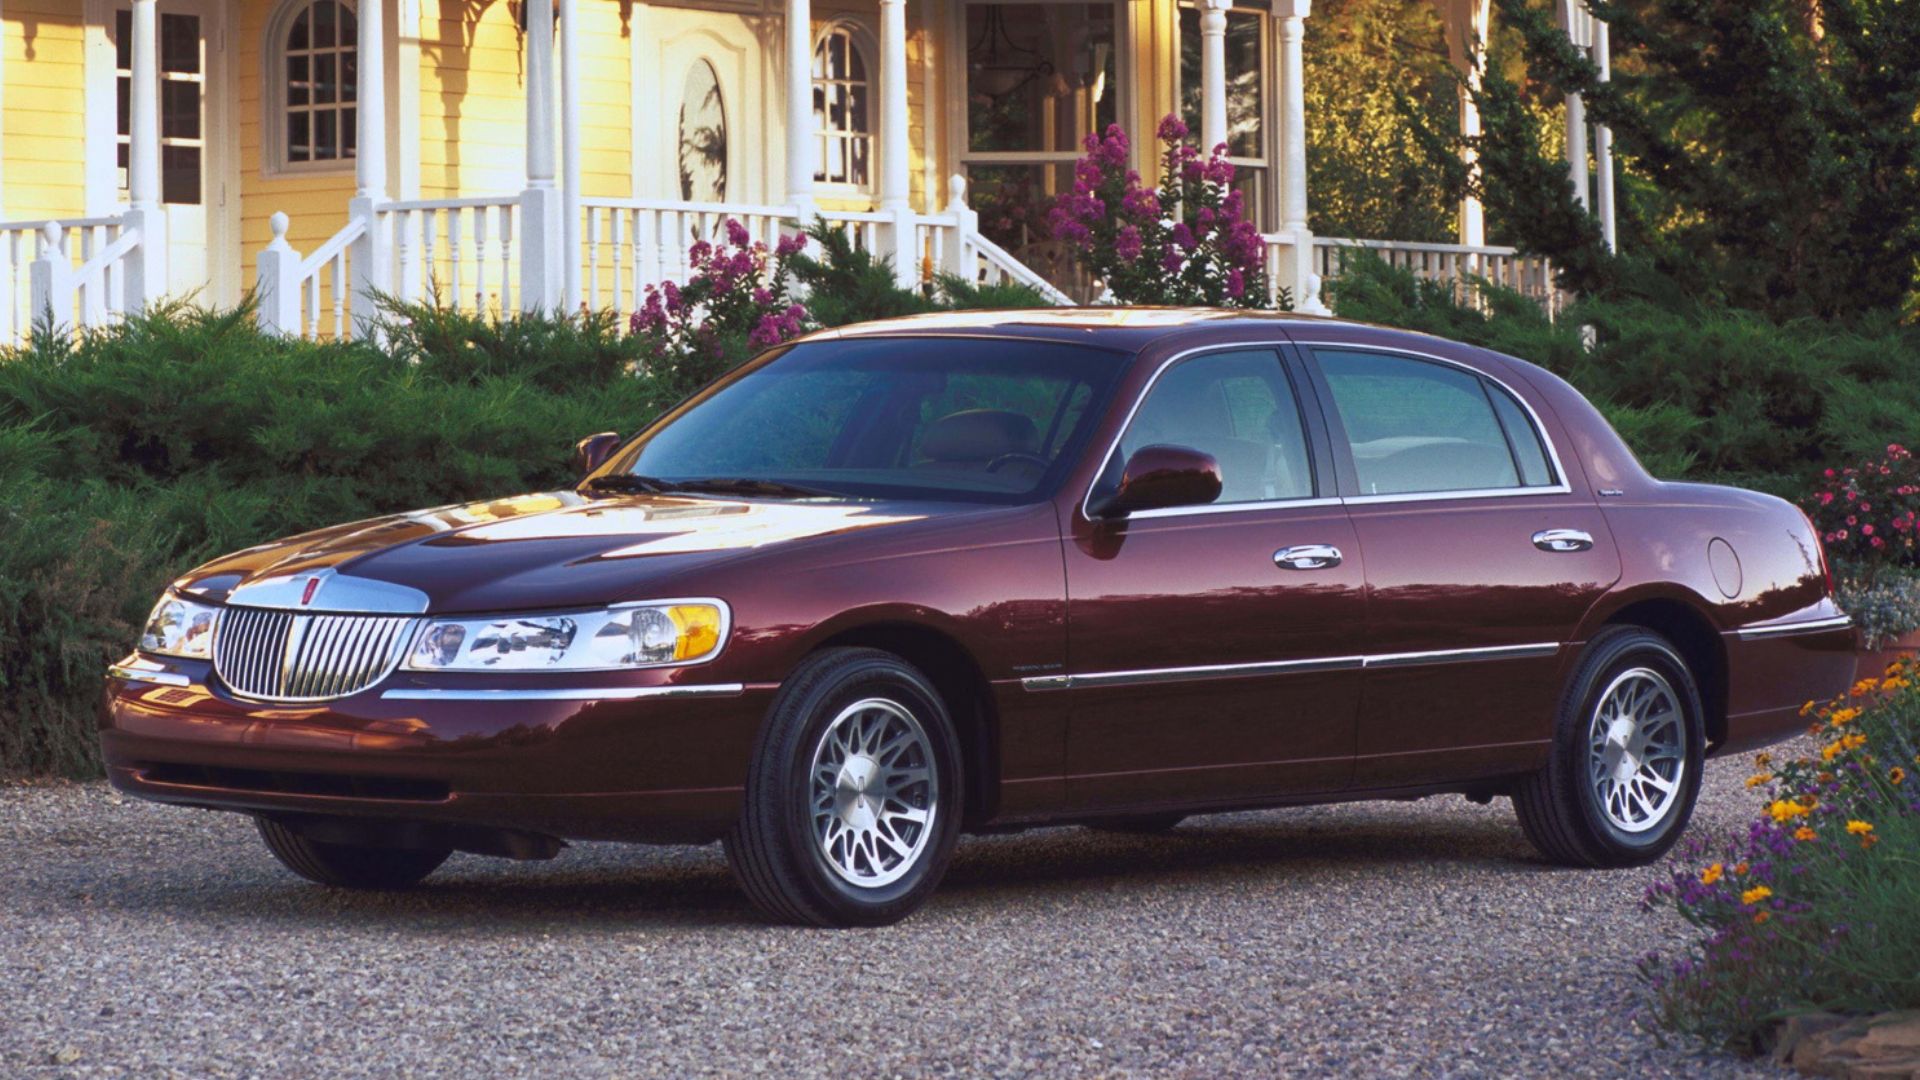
1513,625,1706,868
1087,813,1187,834
725,647,963,927
254,817,450,890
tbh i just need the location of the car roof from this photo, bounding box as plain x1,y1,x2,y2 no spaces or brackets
797,307,1349,353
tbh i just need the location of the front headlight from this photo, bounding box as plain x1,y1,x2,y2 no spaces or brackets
139,593,220,660
402,600,728,672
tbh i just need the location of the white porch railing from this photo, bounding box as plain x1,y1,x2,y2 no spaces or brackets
2,216,144,347
384,197,522,318
578,199,791,318
1311,236,1565,315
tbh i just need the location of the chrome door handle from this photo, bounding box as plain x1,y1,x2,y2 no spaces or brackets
1275,544,1343,570
1532,528,1594,553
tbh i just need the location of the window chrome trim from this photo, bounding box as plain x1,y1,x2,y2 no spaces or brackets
380,683,746,702
1021,642,1560,691
1081,339,1579,523
1732,615,1853,641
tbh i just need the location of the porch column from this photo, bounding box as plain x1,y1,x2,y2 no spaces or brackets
879,0,914,287
1592,17,1616,251
1448,0,1490,249
560,0,582,309
1199,0,1231,153
784,0,817,219
1274,0,1326,313
521,0,563,312
122,0,167,311
349,0,389,335
1560,0,1590,210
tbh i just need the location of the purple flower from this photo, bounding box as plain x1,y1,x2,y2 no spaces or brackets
724,218,752,248
1156,113,1189,142
776,232,808,257
1115,224,1143,261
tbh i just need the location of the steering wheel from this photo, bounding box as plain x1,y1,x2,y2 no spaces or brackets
985,452,1050,474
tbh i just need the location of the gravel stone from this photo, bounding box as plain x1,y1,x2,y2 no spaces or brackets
1,743,1802,1078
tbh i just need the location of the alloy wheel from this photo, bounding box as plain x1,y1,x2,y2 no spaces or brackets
1586,666,1687,834
808,697,939,888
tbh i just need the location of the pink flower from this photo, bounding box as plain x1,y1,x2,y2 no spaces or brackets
776,232,808,257
1156,114,1189,142
1226,268,1245,298
724,218,752,248
1114,224,1143,261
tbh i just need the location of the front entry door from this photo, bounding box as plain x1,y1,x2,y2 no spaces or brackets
1061,347,1365,810
109,1,228,302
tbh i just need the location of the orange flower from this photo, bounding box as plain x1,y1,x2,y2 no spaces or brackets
1756,752,1774,768
1741,885,1773,905
1847,820,1874,835
1799,701,1818,717
1699,863,1724,885
1830,707,1862,726
1850,679,1878,698
1734,861,1751,876
1753,911,1772,925
1863,834,1881,849
1794,826,1818,842
1843,733,1868,751
1891,767,1907,786
1768,800,1807,823
1746,773,1772,789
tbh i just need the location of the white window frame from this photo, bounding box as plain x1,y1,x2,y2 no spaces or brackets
1174,0,1276,230
261,0,359,177
811,19,878,194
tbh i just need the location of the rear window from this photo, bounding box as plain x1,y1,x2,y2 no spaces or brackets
1316,350,1555,496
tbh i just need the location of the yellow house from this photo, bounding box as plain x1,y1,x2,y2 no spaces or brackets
1,0,1606,341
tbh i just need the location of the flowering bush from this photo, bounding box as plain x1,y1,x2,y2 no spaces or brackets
629,218,811,385
1049,115,1277,309
1803,444,1920,572
1640,659,1920,1049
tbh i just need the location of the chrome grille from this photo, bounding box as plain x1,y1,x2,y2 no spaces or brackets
213,607,417,702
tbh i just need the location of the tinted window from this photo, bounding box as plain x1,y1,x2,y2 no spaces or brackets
614,338,1121,503
1487,383,1556,487
1318,350,1524,496
1114,350,1314,504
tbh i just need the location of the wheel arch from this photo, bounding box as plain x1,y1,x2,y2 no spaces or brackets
1589,590,1730,749
809,618,1003,826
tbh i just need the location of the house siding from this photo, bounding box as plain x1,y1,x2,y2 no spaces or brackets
3,0,88,223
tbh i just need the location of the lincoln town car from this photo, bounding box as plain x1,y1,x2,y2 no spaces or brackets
102,310,1857,926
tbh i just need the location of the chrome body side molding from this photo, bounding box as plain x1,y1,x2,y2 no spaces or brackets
380,683,747,702
1732,615,1853,642
1021,642,1561,692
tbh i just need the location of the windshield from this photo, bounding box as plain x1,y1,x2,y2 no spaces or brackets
606,337,1126,503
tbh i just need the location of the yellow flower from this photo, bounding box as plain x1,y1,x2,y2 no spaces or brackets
1885,676,1912,691
1769,800,1807,823
1843,733,1868,751
1746,773,1772,788
1741,885,1773,905
1891,767,1907,786
1847,820,1874,836
1794,826,1817,841
1823,741,1845,763
1830,707,1862,726
1850,679,1879,698
1756,752,1774,768
1700,863,1724,885
1799,700,1818,717
1753,911,1772,925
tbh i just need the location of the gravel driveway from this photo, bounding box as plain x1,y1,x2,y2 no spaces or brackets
3,742,1798,1078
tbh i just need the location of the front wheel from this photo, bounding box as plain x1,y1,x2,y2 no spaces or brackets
725,647,963,927
255,817,450,890
1513,626,1706,868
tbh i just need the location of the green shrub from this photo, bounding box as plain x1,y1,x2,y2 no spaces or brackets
1327,254,1920,489
1640,663,1920,1050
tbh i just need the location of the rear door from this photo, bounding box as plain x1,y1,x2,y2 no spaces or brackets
1059,345,1365,810
1294,335,1622,789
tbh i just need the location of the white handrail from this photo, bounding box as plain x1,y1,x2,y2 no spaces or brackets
967,232,1074,305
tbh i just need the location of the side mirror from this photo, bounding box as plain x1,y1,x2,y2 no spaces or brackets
1092,444,1223,518
573,432,621,478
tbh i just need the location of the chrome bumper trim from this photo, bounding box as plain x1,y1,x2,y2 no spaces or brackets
1733,615,1854,641
108,664,191,688
1021,642,1560,692
379,683,746,702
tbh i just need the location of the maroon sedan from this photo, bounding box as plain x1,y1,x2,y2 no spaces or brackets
103,310,1855,926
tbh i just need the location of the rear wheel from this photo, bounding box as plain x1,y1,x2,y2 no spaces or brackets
254,817,450,890
1513,626,1705,868
725,647,963,927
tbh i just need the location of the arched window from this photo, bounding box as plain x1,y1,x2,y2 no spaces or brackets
678,61,728,201
812,25,872,187
269,0,358,171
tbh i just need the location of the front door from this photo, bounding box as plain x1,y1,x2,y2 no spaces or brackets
1297,340,1625,789
1060,346,1365,810
108,0,231,302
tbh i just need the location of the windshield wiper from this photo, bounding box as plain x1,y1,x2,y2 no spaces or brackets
581,473,681,494
670,477,837,499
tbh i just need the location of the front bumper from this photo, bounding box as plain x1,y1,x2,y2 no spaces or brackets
100,654,775,843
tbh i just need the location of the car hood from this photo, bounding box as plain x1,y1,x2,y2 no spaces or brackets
174,491,934,614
